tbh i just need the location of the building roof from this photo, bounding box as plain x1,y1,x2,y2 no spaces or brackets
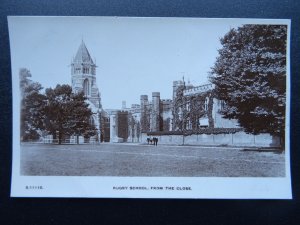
74,40,95,64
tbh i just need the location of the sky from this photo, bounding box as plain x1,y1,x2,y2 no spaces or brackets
9,16,250,109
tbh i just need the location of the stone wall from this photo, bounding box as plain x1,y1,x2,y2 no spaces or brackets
141,132,281,147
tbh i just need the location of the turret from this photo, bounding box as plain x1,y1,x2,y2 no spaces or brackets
140,95,149,132
172,80,184,101
151,92,160,132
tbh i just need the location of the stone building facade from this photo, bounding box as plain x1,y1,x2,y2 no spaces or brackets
68,43,241,144
108,104,141,143
108,92,173,142
140,93,173,133
180,82,238,130
67,42,280,147
108,79,238,143
105,78,279,147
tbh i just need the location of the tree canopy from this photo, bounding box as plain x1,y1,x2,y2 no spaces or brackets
210,25,287,138
20,68,46,141
20,68,98,144
44,85,97,144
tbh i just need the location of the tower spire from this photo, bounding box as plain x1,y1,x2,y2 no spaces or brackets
73,40,94,64
71,41,101,108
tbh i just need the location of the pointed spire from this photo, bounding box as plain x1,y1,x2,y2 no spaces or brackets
73,40,94,64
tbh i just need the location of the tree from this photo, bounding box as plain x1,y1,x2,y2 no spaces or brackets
44,84,97,144
117,111,128,141
210,25,287,144
19,68,46,141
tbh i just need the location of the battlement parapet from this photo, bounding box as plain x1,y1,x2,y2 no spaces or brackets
152,92,160,97
183,83,214,96
140,95,148,100
173,80,184,87
131,104,140,109
161,99,173,107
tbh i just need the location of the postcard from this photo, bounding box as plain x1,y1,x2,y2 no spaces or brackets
8,16,292,198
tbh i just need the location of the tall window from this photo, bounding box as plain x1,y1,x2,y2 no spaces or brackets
76,68,81,74
83,79,90,96
221,100,225,110
83,67,90,74
204,97,209,111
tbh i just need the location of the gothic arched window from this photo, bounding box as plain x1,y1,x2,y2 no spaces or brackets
204,97,209,111
76,68,81,74
83,78,90,96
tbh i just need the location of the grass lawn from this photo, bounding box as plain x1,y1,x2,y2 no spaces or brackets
20,143,285,177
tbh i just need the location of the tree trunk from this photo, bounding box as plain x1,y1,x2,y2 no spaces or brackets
58,131,62,145
53,132,56,144
280,133,285,151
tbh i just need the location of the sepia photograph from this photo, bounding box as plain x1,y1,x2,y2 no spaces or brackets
9,16,291,198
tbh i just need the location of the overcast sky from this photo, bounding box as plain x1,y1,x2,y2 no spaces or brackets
9,17,250,109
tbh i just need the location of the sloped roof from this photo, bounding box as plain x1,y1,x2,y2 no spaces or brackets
74,40,94,64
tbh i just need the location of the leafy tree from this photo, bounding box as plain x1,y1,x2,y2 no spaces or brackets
117,111,128,141
128,113,141,142
210,25,287,144
44,84,97,144
19,68,46,141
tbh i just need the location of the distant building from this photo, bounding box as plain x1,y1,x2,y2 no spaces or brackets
140,93,173,133
108,78,238,143
140,79,239,135
108,103,141,143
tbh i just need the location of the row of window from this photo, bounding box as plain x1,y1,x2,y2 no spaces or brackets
184,120,208,130
186,98,209,111
73,67,95,74
185,99,226,111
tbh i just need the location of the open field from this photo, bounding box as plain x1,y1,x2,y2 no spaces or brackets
20,143,285,177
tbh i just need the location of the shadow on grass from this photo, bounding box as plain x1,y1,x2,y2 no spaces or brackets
242,147,284,154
